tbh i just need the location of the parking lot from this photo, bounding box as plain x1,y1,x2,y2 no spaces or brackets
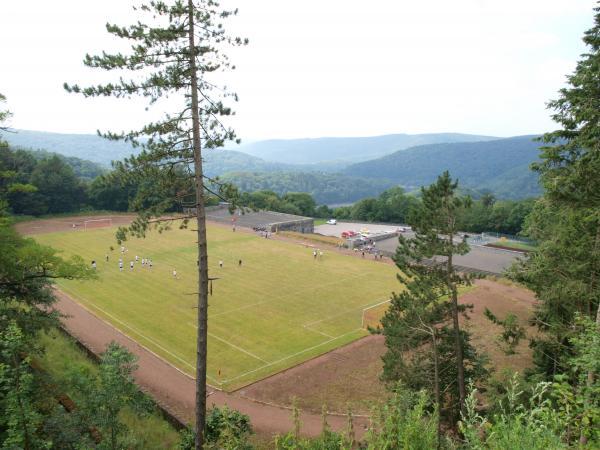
315,221,522,275
315,222,408,238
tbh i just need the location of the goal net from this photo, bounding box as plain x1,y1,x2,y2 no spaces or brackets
361,299,391,329
84,218,113,231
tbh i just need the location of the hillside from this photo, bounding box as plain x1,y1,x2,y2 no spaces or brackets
228,133,497,164
202,150,346,177
219,171,396,205
5,130,348,173
5,130,139,167
343,135,543,199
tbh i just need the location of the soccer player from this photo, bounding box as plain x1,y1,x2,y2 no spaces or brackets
238,259,242,267
119,261,123,271
91,260,97,270
130,261,134,271
105,254,109,262
149,259,153,268
313,250,317,259
219,260,223,268
172,269,177,279
319,250,323,259
135,255,139,263
121,246,125,253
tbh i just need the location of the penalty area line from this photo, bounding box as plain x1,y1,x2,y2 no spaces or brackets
187,323,269,364
221,327,365,384
303,297,389,328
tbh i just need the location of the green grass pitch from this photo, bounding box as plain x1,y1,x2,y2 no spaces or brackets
34,223,401,391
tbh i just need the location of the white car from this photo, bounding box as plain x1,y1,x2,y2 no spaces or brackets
326,219,337,225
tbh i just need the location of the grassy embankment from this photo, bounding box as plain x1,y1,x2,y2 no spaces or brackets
36,329,182,449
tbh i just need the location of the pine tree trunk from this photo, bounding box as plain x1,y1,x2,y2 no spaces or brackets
187,3,209,448
447,233,466,414
432,330,441,447
582,216,600,445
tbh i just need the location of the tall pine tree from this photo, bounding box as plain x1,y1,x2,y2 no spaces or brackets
509,5,600,443
377,172,486,424
64,2,246,447
512,4,600,372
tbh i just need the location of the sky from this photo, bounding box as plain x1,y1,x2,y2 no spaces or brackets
0,0,597,142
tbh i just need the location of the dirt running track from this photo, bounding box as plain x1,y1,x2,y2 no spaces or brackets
54,290,369,439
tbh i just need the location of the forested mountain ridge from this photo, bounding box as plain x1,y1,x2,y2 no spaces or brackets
218,171,396,204
342,135,543,199
6,130,544,201
5,130,348,173
227,132,498,164
11,147,105,180
5,129,139,166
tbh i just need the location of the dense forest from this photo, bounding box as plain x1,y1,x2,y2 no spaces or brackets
0,143,537,237
219,171,396,205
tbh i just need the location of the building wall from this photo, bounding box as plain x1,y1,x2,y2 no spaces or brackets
271,219,314,234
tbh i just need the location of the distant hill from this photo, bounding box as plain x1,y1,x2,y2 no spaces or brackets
343,136,543,199
228,133,498,165
5,130,349,173
5,129,542,201
219,171,396,205
202,150,346,177
5,130,139,167
22,148,105,180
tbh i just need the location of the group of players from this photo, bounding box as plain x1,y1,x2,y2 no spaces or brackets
91,246,154,273
92,245,245,280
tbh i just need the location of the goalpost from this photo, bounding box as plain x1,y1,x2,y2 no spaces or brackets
361,299,391,328
83,217,113,231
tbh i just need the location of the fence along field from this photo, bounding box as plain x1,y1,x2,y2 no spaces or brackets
33,221,401,391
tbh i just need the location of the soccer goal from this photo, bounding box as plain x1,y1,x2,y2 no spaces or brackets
361,299,391,329
83,217,113,231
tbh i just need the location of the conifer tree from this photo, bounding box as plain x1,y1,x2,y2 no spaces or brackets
65,2,246,447
510,6,600,443
377,172,486,423
531,5,600,327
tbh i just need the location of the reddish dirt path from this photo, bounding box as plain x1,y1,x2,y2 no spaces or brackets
54,290,368,438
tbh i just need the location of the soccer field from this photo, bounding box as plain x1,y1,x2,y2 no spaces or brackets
34,223,401,391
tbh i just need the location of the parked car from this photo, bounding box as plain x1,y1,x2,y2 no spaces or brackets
326,219,337,225
341,230,357,238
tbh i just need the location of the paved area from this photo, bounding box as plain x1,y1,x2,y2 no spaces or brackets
316,221,522,275
315,222,404,237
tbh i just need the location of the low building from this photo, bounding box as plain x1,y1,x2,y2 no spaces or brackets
193,204,314,233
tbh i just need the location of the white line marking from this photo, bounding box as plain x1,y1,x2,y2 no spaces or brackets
221,328,365,384
303,297,389,328
73,298,222,384
362,298,392,311
185,322,268,363
209,272,374,319
208,331,269,363
302,325,335,339
209,299,270,318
